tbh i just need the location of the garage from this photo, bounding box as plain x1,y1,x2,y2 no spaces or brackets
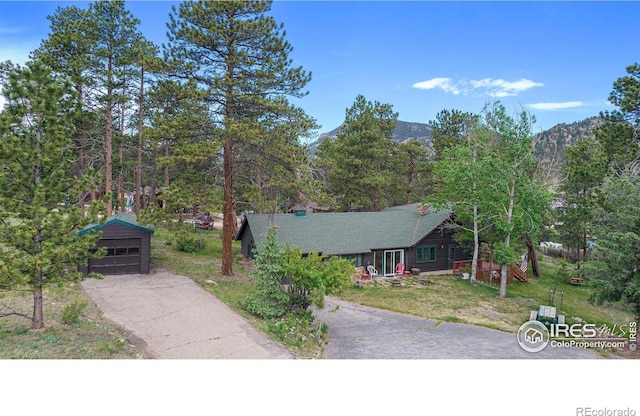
79,213,154,275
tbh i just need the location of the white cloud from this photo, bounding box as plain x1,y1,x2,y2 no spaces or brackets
412,77,465,95
0,95,5,112
470,78,544,97
526,101,587,110
412,77,543,97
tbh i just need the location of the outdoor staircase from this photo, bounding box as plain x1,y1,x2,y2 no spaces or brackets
512,263,529,283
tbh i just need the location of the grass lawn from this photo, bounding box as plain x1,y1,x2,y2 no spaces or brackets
340,257,635,335
0,282,148,359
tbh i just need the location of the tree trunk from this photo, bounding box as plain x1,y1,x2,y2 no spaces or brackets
406,166,414,205
150,159,157,210
222,130,234,276
500,178,516,299
526,234,540,277
221,60,235,276
75,84,88,209
117,82,126,213
135,67,144,215
105,56,113,215
470,146,478,284
32,282,44,330
471,204,479,284
32,128,44,329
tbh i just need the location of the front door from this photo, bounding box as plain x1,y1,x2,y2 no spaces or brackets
446,244,457,270
384,250,404,276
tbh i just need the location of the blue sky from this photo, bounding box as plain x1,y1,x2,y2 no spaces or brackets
1,1,639,139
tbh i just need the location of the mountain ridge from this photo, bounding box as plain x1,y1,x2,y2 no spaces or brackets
309,120,434,152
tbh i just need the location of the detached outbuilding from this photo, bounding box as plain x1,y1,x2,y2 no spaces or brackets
79,213,154,275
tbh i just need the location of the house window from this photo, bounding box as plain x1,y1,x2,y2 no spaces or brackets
341,254,361,267
416,246,436,263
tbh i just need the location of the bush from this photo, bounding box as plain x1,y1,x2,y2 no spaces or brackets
175,229,202,253
557,260,573,284
61,300,88,325
242,226,353,319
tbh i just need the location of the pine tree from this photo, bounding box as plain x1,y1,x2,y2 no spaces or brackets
430,109,479,161
0,62,104,329
315,94,398,211
165,0,312,275
33,5,100,199
90,0,145,214
560,135,607,265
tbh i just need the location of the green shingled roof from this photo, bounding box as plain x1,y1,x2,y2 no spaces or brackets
78,212,154,236
239,204,452,255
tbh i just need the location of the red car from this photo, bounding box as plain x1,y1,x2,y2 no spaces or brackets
194,215,214,230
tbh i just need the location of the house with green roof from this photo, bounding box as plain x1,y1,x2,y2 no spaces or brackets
235,204,471,276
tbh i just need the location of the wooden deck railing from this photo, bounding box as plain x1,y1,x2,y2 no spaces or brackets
452,259,518,284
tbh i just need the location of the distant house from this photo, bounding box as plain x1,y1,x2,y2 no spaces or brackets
235,203,471,276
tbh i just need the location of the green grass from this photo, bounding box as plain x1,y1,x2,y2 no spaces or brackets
0,283,148,359
339,256,635,335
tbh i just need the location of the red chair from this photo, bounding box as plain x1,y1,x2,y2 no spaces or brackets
395,263,410,277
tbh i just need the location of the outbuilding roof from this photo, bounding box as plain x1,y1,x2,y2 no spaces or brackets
78,212,155,236
236,204,452,256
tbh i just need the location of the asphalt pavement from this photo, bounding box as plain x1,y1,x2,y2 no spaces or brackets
314,297,602,359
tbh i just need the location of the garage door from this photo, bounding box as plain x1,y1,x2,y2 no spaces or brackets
88,238,141,275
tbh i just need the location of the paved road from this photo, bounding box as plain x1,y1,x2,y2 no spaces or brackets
314,297,602,359
80,270,293,359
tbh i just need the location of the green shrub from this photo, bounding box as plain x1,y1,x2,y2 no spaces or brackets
175,230,198,253
243,226,354,319
557,260,573,284
61,300,88,325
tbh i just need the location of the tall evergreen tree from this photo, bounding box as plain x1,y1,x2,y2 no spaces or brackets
90,0,145,214
144,79,219,222
393,140,432,205
0,62,104,329
234,99,319,214
429,109,479,161
559,135,607,265
315,94,398,211
165,0,312,276
33,5,99,197
583,168,640,322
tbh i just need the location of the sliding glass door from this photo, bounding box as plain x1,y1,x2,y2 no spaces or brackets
373,249,405,276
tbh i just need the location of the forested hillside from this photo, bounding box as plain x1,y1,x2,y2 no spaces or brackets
533,117,602,188
311,116,603,190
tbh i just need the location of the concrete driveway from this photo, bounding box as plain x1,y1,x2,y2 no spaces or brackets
80,269,293,359
314,297,602,359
